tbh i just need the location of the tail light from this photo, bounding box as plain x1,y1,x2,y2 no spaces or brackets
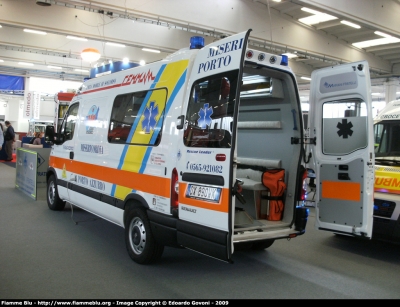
171,168,179,217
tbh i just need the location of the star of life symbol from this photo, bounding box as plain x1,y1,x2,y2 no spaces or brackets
337,119,353,138
142,101,159,134
198,103,213,129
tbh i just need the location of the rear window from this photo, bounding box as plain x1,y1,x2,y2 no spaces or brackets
184,70,238,148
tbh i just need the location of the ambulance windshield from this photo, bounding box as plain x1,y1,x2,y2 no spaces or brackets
374,120,400,157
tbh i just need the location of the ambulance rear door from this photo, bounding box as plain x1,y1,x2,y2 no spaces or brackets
176,30,251,262
309,61,374,238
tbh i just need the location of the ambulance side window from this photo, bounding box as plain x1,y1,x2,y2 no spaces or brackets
108,89,166,145
59,103,79,142
322,99,368,155
184,70,238,148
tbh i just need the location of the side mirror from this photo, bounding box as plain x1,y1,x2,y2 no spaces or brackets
45,125,57,145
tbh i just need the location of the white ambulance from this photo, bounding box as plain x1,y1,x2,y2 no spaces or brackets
45,29,375,264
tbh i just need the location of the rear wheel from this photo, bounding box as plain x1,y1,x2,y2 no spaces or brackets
47,174,66,211
125,206,164,264
251,239,275,250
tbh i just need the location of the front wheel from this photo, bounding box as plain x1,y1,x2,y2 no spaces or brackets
47,174,66,211
125,207,164,264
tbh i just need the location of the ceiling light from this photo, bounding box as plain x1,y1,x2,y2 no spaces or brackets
74,69,89,72
67,35,88,41
23,29,47,35
0,59,4,62
0,25,2,28
106,42,126,47
353,32,400,48
18,62,34,66
299,7,337,25
81,48,101,62
142,48,160,53
301,7,321,14
140,60,146,66
374,31,392,38
301,76,311,81
48,66,62,69
371,93,381,96
122,57,129,63
340,20,361,29
272,0,281,2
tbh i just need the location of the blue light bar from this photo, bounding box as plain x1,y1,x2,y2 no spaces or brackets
280,54,288,66
190,36,205,49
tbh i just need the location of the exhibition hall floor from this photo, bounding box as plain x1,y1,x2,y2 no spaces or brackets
1,162,400,300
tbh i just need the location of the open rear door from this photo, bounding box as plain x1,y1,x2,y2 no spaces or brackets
309,61,374,238
175,30,251,262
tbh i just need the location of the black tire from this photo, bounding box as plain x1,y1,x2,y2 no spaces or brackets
251,239,275,250
125,206,164,264
47,174,66,211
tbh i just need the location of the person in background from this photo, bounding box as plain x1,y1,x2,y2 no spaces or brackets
0,123,4,151
4,120,15,161
31,132,42,145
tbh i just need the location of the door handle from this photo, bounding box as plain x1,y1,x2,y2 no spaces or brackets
70,151,74,159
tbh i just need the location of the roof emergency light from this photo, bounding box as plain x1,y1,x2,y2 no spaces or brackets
280,54,288,66
190,36,205,49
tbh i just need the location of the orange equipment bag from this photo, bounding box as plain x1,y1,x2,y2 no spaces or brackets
261,169,286,221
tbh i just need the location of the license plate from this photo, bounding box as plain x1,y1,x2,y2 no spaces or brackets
186,184,221,202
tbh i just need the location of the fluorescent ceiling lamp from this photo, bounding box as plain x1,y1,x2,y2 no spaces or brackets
375,31,392,38
18,62,34,66
106,42,125,47
272,0,281,2
0,59,4,62
340,20,361,29
24,28,47,35
299,7,337,25
282,52,298,58
67,35,88,41
48,65,62,69
371,93,381,96
353,31,400,48
301,7,322,14
142,48,160,53
74,69,89,72
301,76,311,81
